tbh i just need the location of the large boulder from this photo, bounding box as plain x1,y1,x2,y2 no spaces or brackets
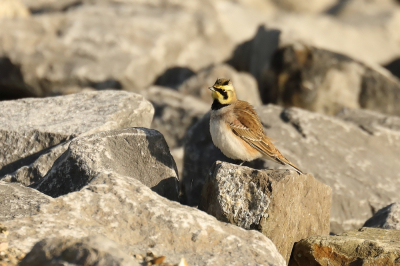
35,128,179,201
0,90,154,185
0,0,234,99
258,44,400,116
289,227,400,266
199,161,332,262
364,202,400,230
4,172,286,266
182,105,400,233
0,181,52,221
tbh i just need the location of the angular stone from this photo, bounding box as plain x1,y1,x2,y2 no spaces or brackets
177,64,262,106
20,235,140,266
289,227,400,266
0,181,52,221
35,127,179,201
182,105,400,233
199,161,332,262
261,44,400,116
4,172,286,266
364,202,400,230
0,91,154,184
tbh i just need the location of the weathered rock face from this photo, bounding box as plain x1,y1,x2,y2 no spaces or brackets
178,64,262,106
5,172,286,266
20,235,140,266
0,0,233,99
199,161,332,263
364,202,400,230
261,44,400,116
35,127,179,201
182,105,400,234
0,181,52,221
289,227,400,266
0,0,29,19
0,91,154,185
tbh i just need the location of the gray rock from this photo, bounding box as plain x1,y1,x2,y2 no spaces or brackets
20,235,140,266
0,0,233,98
364,202,400,230
143,86,209,149
178,64,262,106
182,105,400,234
0,90,154,184
289,227,400,266
336,108,400,134
35,127,179,201
5,172,286,266
0,181,52,221
260,44,400,116
199,161,332,262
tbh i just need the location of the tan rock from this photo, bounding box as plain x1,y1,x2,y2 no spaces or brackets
289,227,400,266
0,0,29,19
199,161,332,263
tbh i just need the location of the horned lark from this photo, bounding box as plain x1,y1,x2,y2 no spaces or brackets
209,78,303,174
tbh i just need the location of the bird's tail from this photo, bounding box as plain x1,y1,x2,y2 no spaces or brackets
277,156,304,175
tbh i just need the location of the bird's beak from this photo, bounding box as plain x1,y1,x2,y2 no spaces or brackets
208,86,215,91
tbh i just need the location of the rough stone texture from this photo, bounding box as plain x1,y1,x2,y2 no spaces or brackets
261,44,400,116
0,0,29,19
177,64,262,106
4,172,286,266
336,108,400,134
20,235,140,266
0,90,154,184
143,86,209,150
35,127,179,201
0,0,234,98
289,227,400,266
364,202,400,230
182,105,400,233
199,161,332,263
0,181,52,221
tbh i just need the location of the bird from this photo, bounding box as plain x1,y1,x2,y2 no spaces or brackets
208,78,304,174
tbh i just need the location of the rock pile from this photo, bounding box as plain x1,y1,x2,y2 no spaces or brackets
1,0,400,265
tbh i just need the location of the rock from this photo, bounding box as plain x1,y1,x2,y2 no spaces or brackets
270,0,337,13
199,161,332,262
182,105,400,233
0,0,233,98
0,0,30,19
178,64,262,106
4,172,286,266
35,127,179,201
0,181,52,221
364,202,400,230
336,108,400,134
143,86,209,150
385,58,400,80
261,44,400,116
289,227,400,266
0,91,154,185
20,235,140,266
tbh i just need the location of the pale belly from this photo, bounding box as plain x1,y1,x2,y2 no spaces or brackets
209,117,261,161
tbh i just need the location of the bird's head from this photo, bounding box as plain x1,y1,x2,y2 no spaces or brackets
208,78,237,105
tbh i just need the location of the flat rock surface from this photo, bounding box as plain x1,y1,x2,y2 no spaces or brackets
35,127,179,201
364,202,400,230
0,181,52,221
182,105,400,234
289,227,400,266
199,162,332,262
4,172,286,266
0,90,154,182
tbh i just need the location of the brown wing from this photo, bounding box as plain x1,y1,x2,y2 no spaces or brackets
230,101,304,174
